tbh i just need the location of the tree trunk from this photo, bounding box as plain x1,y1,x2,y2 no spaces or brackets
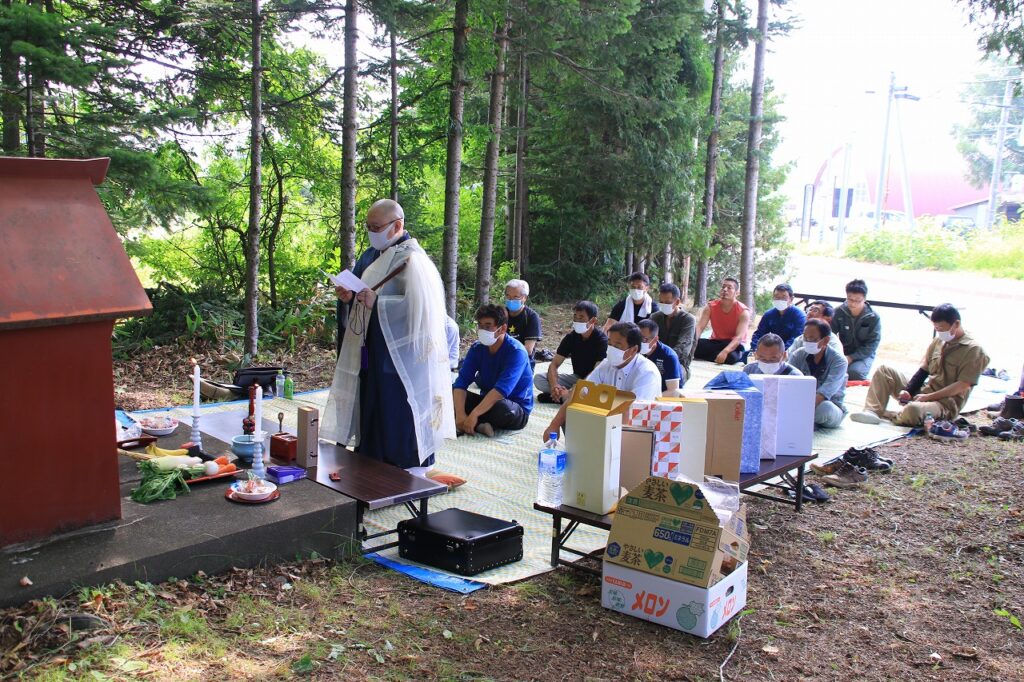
339,0,358,271
624,204,635,275
680,255,691,302
662,241,672,284
474,17,510,307
696,0,726,307
442,0,469,317
265,136,285,310
0,0,20,153
512,50,529,274
389,28,399,201
243,0,263,358
740,0,768,311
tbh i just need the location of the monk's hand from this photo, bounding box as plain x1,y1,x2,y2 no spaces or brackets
335,285,353,303
355,288,376,309
715,350,728,364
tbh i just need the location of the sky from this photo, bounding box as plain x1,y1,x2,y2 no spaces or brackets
760,0,996,214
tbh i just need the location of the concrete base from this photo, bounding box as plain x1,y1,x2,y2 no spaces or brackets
1,452,358,608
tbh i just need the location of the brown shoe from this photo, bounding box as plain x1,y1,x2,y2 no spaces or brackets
810,456,845,475
821,462,868,488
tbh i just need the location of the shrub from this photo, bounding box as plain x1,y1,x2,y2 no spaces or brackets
845,225,963,271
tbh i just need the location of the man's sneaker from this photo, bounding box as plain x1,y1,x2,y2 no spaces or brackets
980,417,1017,437
998,421,1024,441
842,445,894,466
953,416,978,433
851,410,882,425
810,455,845,475
843,447,893,473
927,420,969,442
821,462,868,488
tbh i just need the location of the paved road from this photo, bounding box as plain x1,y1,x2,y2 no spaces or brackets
787,254,1023,381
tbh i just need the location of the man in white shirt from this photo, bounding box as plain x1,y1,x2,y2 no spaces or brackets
542,322,661,439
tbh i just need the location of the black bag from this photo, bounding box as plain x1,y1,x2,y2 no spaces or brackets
397,508,523,576
232,367,285,394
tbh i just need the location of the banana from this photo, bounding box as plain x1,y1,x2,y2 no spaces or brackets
145,443,189,458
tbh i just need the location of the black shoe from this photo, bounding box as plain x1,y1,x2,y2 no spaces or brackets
953,416,978,433
842,446,893,467
843,447,893,473
537,392,555,404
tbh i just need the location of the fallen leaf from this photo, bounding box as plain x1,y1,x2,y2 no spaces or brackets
762,645,780,656
463,601,478,611
591,630,599,642
442,629,453,640
929,652,942,663
953,648,978,660
474,637,482,651
19,576,32,587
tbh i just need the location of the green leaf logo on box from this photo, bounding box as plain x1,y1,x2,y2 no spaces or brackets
669,482,692,506
644,549,665,569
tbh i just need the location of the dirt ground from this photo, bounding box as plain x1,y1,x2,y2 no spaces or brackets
5,304,1022,681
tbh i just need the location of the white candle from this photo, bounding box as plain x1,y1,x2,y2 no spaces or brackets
254,384,263,449
192,363,201,416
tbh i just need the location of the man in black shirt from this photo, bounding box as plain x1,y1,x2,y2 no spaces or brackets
504,278,542,369
603,271,653,332
650,282,696,383
534,300,608,404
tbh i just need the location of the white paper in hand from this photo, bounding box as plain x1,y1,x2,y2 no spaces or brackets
322,268,369,292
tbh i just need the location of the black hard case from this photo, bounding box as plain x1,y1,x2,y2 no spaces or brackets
397,508,524,576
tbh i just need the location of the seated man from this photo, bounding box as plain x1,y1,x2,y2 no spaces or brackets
851,304,989,427
694,277,750,365
453,304,533,438
603,271,653,331
831,278,881,380
445,315,461,371
638,319,684,395
543,322,661,438
750,283,806,354
504,278,542,369
534,300,608,404
788,319,849,429
743,333,802,376
789,300,843,354
650,282,697,382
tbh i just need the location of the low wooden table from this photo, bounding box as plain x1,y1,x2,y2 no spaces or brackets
738,453,817,512
533,502,613,576
198,408,447,553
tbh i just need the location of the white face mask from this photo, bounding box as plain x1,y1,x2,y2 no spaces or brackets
477,328,498,346
629,288,646,302
369,222,398,250
772,299,789,312
572,321,590,335
606,346,627,366
803,340,821,354
936,329,955,343
758,361,782,374
642,341,655,355
657,303,675,315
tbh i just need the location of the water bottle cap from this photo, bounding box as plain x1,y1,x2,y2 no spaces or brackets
548,432,558,440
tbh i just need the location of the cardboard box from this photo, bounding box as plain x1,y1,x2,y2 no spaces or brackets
564,380,635,515
627,399,708,482
620,427,655,492
749,374,816,458
602,560,748,637
605,476,750,588
675,390,744,481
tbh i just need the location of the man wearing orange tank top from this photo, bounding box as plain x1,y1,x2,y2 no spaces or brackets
694,277,751,365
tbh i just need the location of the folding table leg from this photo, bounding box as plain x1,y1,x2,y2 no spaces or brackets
796,465,805,512
550,514,562,567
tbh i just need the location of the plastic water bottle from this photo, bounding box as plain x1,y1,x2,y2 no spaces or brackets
536,432,567,507
923,412,935,433
275,370,285,398
284,374,294,399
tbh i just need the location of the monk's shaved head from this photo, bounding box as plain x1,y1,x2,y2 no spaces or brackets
368,199,404,222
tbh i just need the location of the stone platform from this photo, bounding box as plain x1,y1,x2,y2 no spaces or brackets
1,419,358,608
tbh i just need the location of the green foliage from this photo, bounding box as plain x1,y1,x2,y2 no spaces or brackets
846,219,1024,279
844,225,963,271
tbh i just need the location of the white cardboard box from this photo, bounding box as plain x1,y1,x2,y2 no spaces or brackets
749,374,816,459
601,561,748,638
564,381,635,515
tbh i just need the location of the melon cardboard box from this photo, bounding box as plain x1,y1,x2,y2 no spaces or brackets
601,476,750,637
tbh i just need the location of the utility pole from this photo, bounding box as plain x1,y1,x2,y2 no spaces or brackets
836,142,852,250
986,76,1015,230
873,73,919,229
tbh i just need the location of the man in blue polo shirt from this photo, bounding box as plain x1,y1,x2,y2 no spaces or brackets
638,319,683,396
453,303,534,437
750,283,806,356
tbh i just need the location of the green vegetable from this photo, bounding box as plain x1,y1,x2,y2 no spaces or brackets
130,460,191,504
